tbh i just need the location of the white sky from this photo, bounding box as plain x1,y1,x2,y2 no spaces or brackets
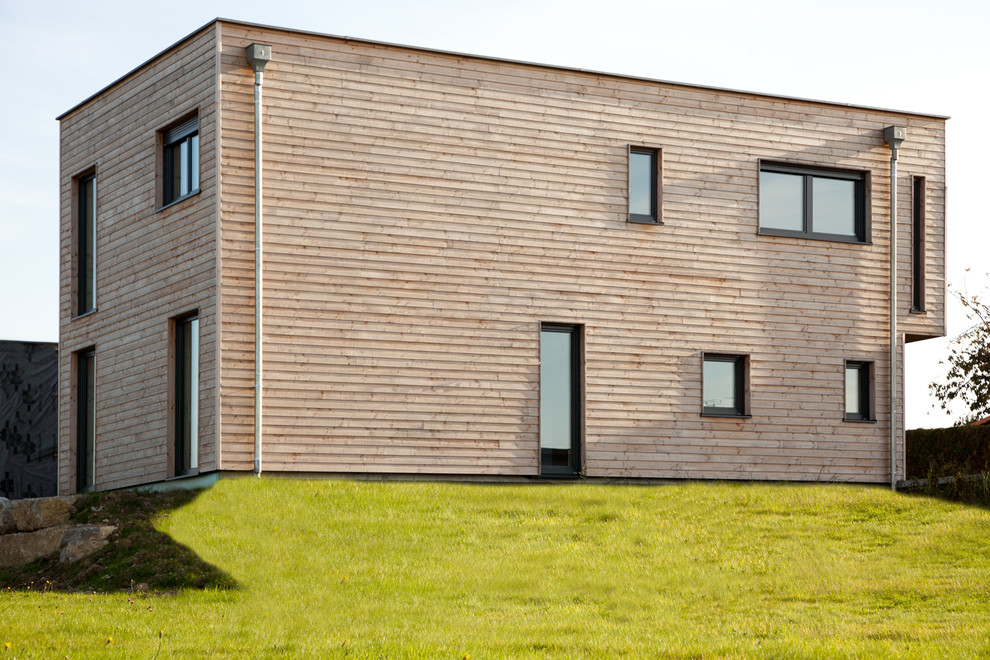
1,0,986,428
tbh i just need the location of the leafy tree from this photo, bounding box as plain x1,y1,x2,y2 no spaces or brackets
930,282,990,425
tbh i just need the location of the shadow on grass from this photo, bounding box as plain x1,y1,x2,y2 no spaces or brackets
0,488,237,593
899,471,990,512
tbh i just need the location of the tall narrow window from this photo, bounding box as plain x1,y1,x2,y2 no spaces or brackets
162,115,199,206
76,349,95,491
702,353,749,417
844,361,874,422
629,147,660,224
77,172,96,315
912,177,926,312
540,324,582,476
175,314,199,475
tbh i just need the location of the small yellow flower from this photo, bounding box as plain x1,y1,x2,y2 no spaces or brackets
4,641,12,649
106,637,113,645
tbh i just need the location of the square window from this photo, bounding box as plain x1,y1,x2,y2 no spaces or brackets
162,115,199,206
844,361,874,422
629,147,660,224
75,171,96,315
759,163,867,242
702,353,749,417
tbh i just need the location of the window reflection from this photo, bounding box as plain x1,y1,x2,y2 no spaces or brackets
759,171,803,231
629,150,654,218
540,325,580,475
845,366,861,416
759,164,865,242
540,330,572,452
813,178,855,236
703,358,737,409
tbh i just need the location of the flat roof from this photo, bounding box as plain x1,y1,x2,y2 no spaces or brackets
58,17,950,121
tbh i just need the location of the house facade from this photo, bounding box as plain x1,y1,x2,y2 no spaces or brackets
57,19,946,493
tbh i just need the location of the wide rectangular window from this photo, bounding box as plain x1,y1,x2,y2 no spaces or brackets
844,361,874,422
629,147,660,224
540,324,582,476
759,163,867,242
175,314,199,475
702,353,749,417
76,349,95,491
76,172,96,315
162,115,199,206
912,177,926,312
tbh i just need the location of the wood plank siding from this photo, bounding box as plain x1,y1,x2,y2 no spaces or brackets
215,22,945,482
57,25,220,493
58,19,946,491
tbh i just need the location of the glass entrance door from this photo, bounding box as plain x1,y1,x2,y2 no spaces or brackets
540,324,581,476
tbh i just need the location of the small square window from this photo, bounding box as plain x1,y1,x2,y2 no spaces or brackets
759,163,867,242
702,353,749,417
844,361,874,422
629,147,660,224
162,115,199,206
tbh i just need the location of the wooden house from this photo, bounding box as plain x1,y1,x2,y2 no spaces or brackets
57,19,947,493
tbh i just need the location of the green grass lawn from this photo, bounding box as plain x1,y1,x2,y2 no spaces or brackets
3,478,990,658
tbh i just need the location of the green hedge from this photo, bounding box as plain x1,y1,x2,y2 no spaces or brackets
906,425,990,479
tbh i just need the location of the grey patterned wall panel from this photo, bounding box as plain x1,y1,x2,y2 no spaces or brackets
0,341,58,499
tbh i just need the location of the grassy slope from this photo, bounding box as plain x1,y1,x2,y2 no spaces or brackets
3,478,990,658
0,489,234,593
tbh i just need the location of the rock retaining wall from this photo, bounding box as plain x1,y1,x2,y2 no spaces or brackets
0,495,116,567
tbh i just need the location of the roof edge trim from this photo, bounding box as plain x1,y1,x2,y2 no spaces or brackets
58,17,950,122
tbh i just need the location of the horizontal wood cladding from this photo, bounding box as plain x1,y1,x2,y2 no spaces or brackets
211,23,944,482
57,26,220,493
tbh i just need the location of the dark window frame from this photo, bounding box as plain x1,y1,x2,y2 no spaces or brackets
75,171,97,316
539,323,584,478
173,312,200,477
759,162,869,243
701,353,750,418
844,360,875,422
912,176,926,313
161,115,200,208
628,146,661,224
75,348,95,492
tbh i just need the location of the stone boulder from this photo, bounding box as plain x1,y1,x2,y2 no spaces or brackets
15,495,80,532
0,495,110,567
59,525,117,564
9,496,82,533
0,526,68,567
0,498,12,535
0,524,118,567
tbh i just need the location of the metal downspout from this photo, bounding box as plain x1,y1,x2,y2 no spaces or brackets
247,44,271,476
884,126,906,490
